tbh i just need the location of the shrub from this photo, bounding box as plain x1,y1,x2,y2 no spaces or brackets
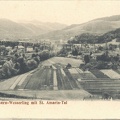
39,50,55,61
95,61,109,69
27,59,38,70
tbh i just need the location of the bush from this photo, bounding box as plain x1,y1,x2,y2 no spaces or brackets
49,52,56,58
27,59,38,70
95,61,109,69
33,56,40,65
39,50,50,61
84,55,90,64
96,53,111,62
66,63,72,69
0,60,5,65
39,50,55,61
80,60,111,70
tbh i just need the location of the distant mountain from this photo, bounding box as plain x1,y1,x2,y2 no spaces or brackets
0,19,67,40
96,15,120,21
36,15,120,41
1,15,120,41
0,19,34,39
20,20,67,32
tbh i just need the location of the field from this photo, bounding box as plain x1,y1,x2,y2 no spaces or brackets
0,57,83,91
0,57,120,99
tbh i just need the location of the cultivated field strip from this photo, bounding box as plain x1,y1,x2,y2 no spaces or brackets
75,68,96,79
24,68,45,90
24,67,54,90
18,74,33,90
56,69,65,90
53,69,58,90
60,68,72,90
17,70,35,86
44,68,52,87
49,69,53,87
76,68,83,73
0,75,20,90
77,72,96,80
68,68,84,80
38,69,48,90
68,68,79,74
114,69,120,74
69,73,82,81
100,69,120,79
90,70,110,78
80,79,120,94
9,73,29,90
63,68,79,89
56,69,64,90
44,68,50,86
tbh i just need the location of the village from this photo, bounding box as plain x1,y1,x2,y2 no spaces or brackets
0,38,120,100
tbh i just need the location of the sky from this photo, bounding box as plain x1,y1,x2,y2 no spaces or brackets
0,0,120,25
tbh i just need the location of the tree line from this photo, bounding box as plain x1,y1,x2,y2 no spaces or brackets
68,28,120,44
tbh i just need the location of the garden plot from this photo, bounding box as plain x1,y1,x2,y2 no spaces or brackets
45,68,53,87
23,67,53,90
64,69,79,89
78,73,96,80
59,68,72,90
17,70,36,87
56,69,64,90
0,69,38,90
68,68,96,81
100,69,120,79
44,68,51,86
53,69,58,90
75,70,96,80
68,68,83,80
113,69,120,75
114,69,120,77
39,68,53,90
76,68,83,73
24,67,46,90
0,75,20,90
80,79,120,95
10,73,29,90
68,68,80,74
18,74,33,90
90,70,110,79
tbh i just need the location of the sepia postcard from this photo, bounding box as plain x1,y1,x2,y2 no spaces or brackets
0,0,120,119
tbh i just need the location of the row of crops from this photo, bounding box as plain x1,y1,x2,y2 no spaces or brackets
20,67,53,90
62,67,120,96
0,65,80,91
68,68,120,80
80,80,120,96
17,66,82,90
77,69,120,96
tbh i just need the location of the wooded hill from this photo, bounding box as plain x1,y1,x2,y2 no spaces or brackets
68,28,120,44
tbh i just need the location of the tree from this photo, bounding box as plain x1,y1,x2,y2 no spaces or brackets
84,55,90,64
72,48,78,56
